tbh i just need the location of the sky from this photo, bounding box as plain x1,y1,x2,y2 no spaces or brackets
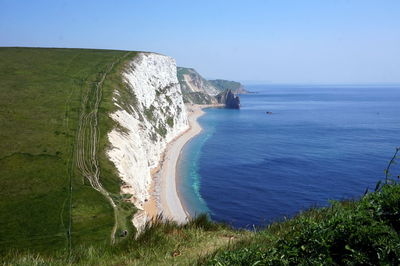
1,0,399,83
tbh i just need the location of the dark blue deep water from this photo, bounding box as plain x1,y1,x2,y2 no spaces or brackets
178,85,400,228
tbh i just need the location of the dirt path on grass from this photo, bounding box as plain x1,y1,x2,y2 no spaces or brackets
74,52,130,244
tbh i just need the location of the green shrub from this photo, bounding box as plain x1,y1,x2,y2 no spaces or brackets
144,105,156,121
156,124,167,137
166,117,174,127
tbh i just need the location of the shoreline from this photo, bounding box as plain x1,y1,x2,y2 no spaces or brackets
144,104,223,223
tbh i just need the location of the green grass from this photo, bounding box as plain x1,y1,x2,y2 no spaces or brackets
177,67,196,76
0,215,248,265
0,47,136,254
208,79,241,92
2,183,400,265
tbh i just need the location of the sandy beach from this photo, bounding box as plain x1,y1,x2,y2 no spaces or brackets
144,104,222,223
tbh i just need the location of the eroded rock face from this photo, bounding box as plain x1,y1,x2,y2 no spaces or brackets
177,67,219,104
177,67,248,105
107,53,189,229
177,67,220,96
216,89,240,109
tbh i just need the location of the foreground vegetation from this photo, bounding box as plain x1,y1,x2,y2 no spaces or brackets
204,182,400,265
1,180,399,265
0,215,247,265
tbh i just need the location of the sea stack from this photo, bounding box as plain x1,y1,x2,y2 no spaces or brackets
216,89,240,109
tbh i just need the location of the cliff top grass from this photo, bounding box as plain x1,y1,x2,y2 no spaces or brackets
177,66,196,76
0,47,137,254
208,79,242,92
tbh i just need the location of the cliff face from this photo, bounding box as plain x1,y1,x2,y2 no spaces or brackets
106,54,241,229
177,67,219,104
177,67,220,96
178,67,245,107
107,53,189,229
216,89,240,109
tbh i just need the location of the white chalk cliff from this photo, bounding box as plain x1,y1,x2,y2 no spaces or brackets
107,53,188,230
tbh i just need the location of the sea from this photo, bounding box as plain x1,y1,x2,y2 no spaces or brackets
178,84,400,228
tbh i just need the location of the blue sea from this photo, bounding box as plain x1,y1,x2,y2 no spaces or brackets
178,85,400,228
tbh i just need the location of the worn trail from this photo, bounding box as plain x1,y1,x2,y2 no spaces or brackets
74,53,130,244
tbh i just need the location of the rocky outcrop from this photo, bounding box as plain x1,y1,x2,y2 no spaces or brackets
216,89,240,109
107,53,189,229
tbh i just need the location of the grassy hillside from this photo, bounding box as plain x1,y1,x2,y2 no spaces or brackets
0,47,137,254
209,79,249,94
208,79,241,92
0,215,248,265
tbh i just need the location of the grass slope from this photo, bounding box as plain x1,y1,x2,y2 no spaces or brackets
0,215,248,265
0,47,136,254
208,79,242,92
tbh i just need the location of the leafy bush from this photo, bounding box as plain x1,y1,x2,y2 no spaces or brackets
156,124,167,138
144,105,156,121
166,117,174,127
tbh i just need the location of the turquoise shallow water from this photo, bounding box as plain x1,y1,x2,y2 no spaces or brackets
178,85,400,228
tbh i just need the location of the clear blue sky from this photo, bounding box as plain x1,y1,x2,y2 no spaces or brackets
1,0,399,83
